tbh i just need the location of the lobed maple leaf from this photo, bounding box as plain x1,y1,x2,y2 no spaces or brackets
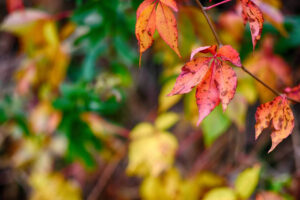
255,95,294,153
168,45,241,125
136,0,181,65
284,85,300,102
241,0,264,50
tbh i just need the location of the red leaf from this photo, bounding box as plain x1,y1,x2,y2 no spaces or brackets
215,61,237,111
167,57,211,96
255,96,294,153
6,0,24,13
196,67,220,125
190,45,217,60
284,85,300,102
156,2,181,57
241,0,264,50
169,45,241,124
216,45,242,67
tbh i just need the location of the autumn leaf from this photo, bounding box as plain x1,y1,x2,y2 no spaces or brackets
255,95,294,152
241,0,264,49
284,84,300,102
168,45,241,125
136,0,181,65
253,0,287,36
127,115,178,177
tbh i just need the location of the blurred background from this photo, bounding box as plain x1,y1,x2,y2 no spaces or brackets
0,0,300,199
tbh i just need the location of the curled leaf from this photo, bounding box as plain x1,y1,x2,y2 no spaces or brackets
241,0,264,49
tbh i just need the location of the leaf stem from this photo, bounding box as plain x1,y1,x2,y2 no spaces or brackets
195,0,222,46
204,0,232,10
194,0,300,104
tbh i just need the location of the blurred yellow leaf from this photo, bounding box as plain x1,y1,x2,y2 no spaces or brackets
159,78,182,112
235,164,261,199
203,187,237,200
130,122,154,140
127,123,178,177
140,168,181,200
236,70,258,104
196,171,225,189
155,112,179,131
29,172,81,200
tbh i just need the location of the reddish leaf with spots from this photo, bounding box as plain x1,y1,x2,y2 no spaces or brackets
168,45,241,125
136,0,181,65
255,96,294,153
284,85,300,102
241,0,264,50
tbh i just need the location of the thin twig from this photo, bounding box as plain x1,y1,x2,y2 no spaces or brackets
87,143,127,200
241,65,281,97
195,0,222,46
204,0,232,10
241,65,300,104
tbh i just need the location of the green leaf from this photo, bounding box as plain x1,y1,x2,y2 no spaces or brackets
201,106,231,147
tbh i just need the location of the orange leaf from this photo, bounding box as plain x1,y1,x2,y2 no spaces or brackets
241,0,264,50
156,2,181,57
136,0,155,19
255,96,294,152
135,3,156,62
169,45,241,124
284,85,300,102
135,0,181,65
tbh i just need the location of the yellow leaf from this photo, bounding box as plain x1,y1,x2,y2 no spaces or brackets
235,164,261,199
29,172,81,200
140,168,181,200
127,124,178,176
130,122,154,140
159,78,182,112
155,112,179,131
203,187,237,200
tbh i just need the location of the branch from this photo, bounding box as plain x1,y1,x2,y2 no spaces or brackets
195,0,222,46
204,0,232,10
195,0,300,104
